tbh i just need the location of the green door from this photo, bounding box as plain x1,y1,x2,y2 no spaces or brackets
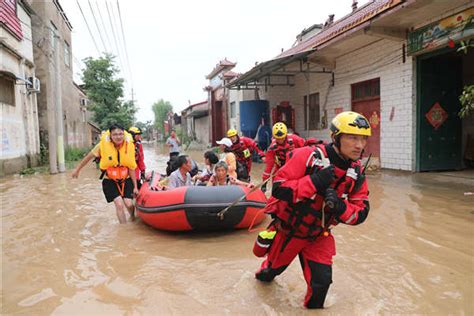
417,51,462,171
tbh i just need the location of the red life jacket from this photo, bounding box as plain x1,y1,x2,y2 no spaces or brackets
230,137,252,163
269,144,363,238
268,134,304,168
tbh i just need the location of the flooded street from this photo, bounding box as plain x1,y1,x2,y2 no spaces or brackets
1,143,473,315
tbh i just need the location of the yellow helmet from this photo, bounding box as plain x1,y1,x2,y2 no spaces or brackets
128,126,142,135
330,111,371,137
272,122,287,140
227,129,238,138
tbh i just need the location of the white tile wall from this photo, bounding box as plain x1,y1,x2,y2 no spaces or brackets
259,39,415,171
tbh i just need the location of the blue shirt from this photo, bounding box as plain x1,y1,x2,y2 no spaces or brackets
168,169,192,189
166,137,180,154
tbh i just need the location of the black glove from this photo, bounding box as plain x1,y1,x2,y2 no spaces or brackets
324,188,346,217
261,183,267,193
352,165,365,193
310,165,335,195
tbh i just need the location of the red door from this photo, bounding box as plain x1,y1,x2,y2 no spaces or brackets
212,101,224,144
351,79,380,158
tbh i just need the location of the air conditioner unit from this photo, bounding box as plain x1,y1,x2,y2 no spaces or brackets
27,77,41,93
80,98,88,107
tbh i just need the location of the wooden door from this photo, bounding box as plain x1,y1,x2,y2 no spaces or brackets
351,79,380,158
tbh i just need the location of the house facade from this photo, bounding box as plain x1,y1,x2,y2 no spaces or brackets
0,0,41,175
29,0,91,154
181,100,209,145
229,0,473,171
205,59,238,145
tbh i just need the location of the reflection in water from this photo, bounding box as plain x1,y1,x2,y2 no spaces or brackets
1,144,473,314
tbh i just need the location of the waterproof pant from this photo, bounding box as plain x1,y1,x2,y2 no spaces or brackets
255,230,335,308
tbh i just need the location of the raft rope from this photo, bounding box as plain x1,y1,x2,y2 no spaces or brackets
217,168,276,220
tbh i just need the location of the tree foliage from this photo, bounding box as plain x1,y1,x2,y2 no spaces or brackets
459,85,474,118
456,40,474,118
81,54,136,129
152,99,173,137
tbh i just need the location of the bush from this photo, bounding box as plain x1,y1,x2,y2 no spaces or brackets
459,85,474,118
65,147,90,162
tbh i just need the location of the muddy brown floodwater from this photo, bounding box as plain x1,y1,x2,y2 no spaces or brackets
1,143,473,315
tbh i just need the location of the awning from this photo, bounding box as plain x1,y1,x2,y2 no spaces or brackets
227,50,318,89
228,0,404,89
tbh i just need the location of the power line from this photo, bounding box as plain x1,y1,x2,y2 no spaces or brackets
87,0,107,53
76,0,101,55
95,0,113,50
105,0,126,78
116,0,133,86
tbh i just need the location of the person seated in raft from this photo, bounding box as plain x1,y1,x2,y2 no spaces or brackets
207,161,255,188
167,155,193,189
216,137,237,179
193,150,219,186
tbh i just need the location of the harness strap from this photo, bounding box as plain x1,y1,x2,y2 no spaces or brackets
115,179,125,197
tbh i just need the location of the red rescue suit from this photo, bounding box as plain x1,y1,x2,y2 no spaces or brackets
255,143,370,309
134,140,146,180
230,136,264,174
262,134,305,181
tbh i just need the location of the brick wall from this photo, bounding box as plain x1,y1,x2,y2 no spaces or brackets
259,39,415,171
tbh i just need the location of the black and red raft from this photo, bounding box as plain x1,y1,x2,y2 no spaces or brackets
135,174,267,231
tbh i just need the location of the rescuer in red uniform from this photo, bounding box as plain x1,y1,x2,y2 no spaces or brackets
261,122,305,192
227,129,265,181
254,111,372,309
129,127,146,188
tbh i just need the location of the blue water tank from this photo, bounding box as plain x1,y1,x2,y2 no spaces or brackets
239,100,270,139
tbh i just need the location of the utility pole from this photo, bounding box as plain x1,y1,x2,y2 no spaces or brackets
54,32,65,172
48,33,58,174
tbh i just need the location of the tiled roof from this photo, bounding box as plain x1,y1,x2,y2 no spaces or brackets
182,101,208,113
278,0,401,58
222,70,239,78
206,58,237,79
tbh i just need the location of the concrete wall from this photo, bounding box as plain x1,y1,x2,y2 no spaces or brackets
65,85,91,148
0,3,41,176
259,39,415,171
30,1,90,153
194,116,210,146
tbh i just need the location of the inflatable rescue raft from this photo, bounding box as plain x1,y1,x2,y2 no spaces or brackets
136,174,267,231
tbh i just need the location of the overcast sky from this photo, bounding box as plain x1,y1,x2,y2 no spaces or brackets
60,0,370,122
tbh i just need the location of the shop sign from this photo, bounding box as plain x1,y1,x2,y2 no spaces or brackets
408,8,474,55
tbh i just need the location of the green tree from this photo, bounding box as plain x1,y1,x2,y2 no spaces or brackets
152,99,173,137
457,40,474,118
81,54,136,129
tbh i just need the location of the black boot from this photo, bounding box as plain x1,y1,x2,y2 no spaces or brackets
306,284,330,309
255,268,276,282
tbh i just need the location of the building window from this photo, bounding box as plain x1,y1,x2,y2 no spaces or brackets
230,101,236,118
304,93,320,130
64,41,70,67
0,76,15,106
50,22,57,50
351,78,380,101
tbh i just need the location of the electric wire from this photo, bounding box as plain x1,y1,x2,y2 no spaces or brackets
87,0,107,53
105,0,126,78
76,0,100,55
116,0,133,86
95,0,113,50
